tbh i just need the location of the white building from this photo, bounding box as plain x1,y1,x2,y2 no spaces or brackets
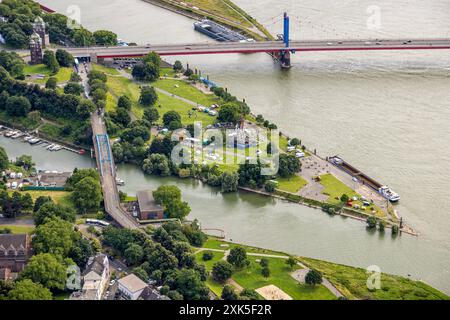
117,274,148,300
70,253,110,300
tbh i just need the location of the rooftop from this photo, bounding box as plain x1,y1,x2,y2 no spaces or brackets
137,191,163,213
118,274,147,293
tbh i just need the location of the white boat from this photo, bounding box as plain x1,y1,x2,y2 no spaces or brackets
52,145,62,151
115,177,125,186
11,132,23,139
29,138,40,144
23,136,33,142
4,130,15,137
379,186,400,202
47,144,55,150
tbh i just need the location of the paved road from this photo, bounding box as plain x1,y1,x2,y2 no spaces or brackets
65,38,450,58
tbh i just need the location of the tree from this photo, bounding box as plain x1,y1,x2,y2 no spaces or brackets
278,154,301,178
32,217,75,257
69,237,95,268
5,96,31,117
378,220,385,232
264,181,277,193
305,269,323,286
366,216,377,229
143,107,159,125
168,120,182,131
240,289,260,300
118,95,132,110
238,160,267,188
290,138,301,146
111,108,131,127
173,60,183,72
7,279,52,300
72,176,102,213
70,72,82,82
55,49,74,67
172,269,209,300
124,243,144,265
133,267,149,283
34,202,76,226
220,171,239,193
64,82,84,95
217,103,240,124
261,266,270,278
227,247,248,269
142,153,171,176
0,147,9,171
132,52,160,82
221,285,238,300
42,50,60,74
340,194,349,203
93,30,117,46
392,224,399,235
202,251,214,261
20,253,67,290
162,110,181,127
260,258,269,268
15,155,34,171
153,185,191,220
45,77,57,89
139,86,158,106
212,260,234,283
73,28,94,46
286,256,296,269
76,100,95,119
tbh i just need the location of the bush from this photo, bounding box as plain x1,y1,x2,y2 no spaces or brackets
202,251,214,261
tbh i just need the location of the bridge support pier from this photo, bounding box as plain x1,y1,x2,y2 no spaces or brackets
279,50,291,69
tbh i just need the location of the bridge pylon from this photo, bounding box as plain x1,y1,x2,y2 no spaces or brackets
279,12,293,68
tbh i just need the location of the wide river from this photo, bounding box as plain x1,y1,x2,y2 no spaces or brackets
11,0,450,293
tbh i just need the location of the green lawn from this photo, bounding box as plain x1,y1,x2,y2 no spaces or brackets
300,257,449,300
232,257,336,300
195,250,225,271
92,63,121,75
206,276,225,297
8,190,73,208
0,225,35,234
105,73,217,126
202,238,287,256
153,78,220,107
319,173,385,217
23,64,72,84
319,173,357,204
160,67,178,77
277,175,308,193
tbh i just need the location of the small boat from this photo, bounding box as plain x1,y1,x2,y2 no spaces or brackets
23,136,33,142
29,138,41,145
12,132,24,139
47,144,55,150
115,177,125,186
4,130,15,137
379,186,400,202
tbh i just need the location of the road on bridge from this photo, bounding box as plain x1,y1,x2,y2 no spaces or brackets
91,112,140,229
65,38,450,59
79,62,140,229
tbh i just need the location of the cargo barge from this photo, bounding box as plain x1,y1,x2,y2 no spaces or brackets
193,19,253,42
328,156,400,202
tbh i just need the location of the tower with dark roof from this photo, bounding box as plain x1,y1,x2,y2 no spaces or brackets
29,32,43,65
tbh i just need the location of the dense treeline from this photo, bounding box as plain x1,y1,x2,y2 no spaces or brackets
103,220,209,300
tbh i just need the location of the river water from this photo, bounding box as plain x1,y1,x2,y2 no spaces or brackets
15,0,450,293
